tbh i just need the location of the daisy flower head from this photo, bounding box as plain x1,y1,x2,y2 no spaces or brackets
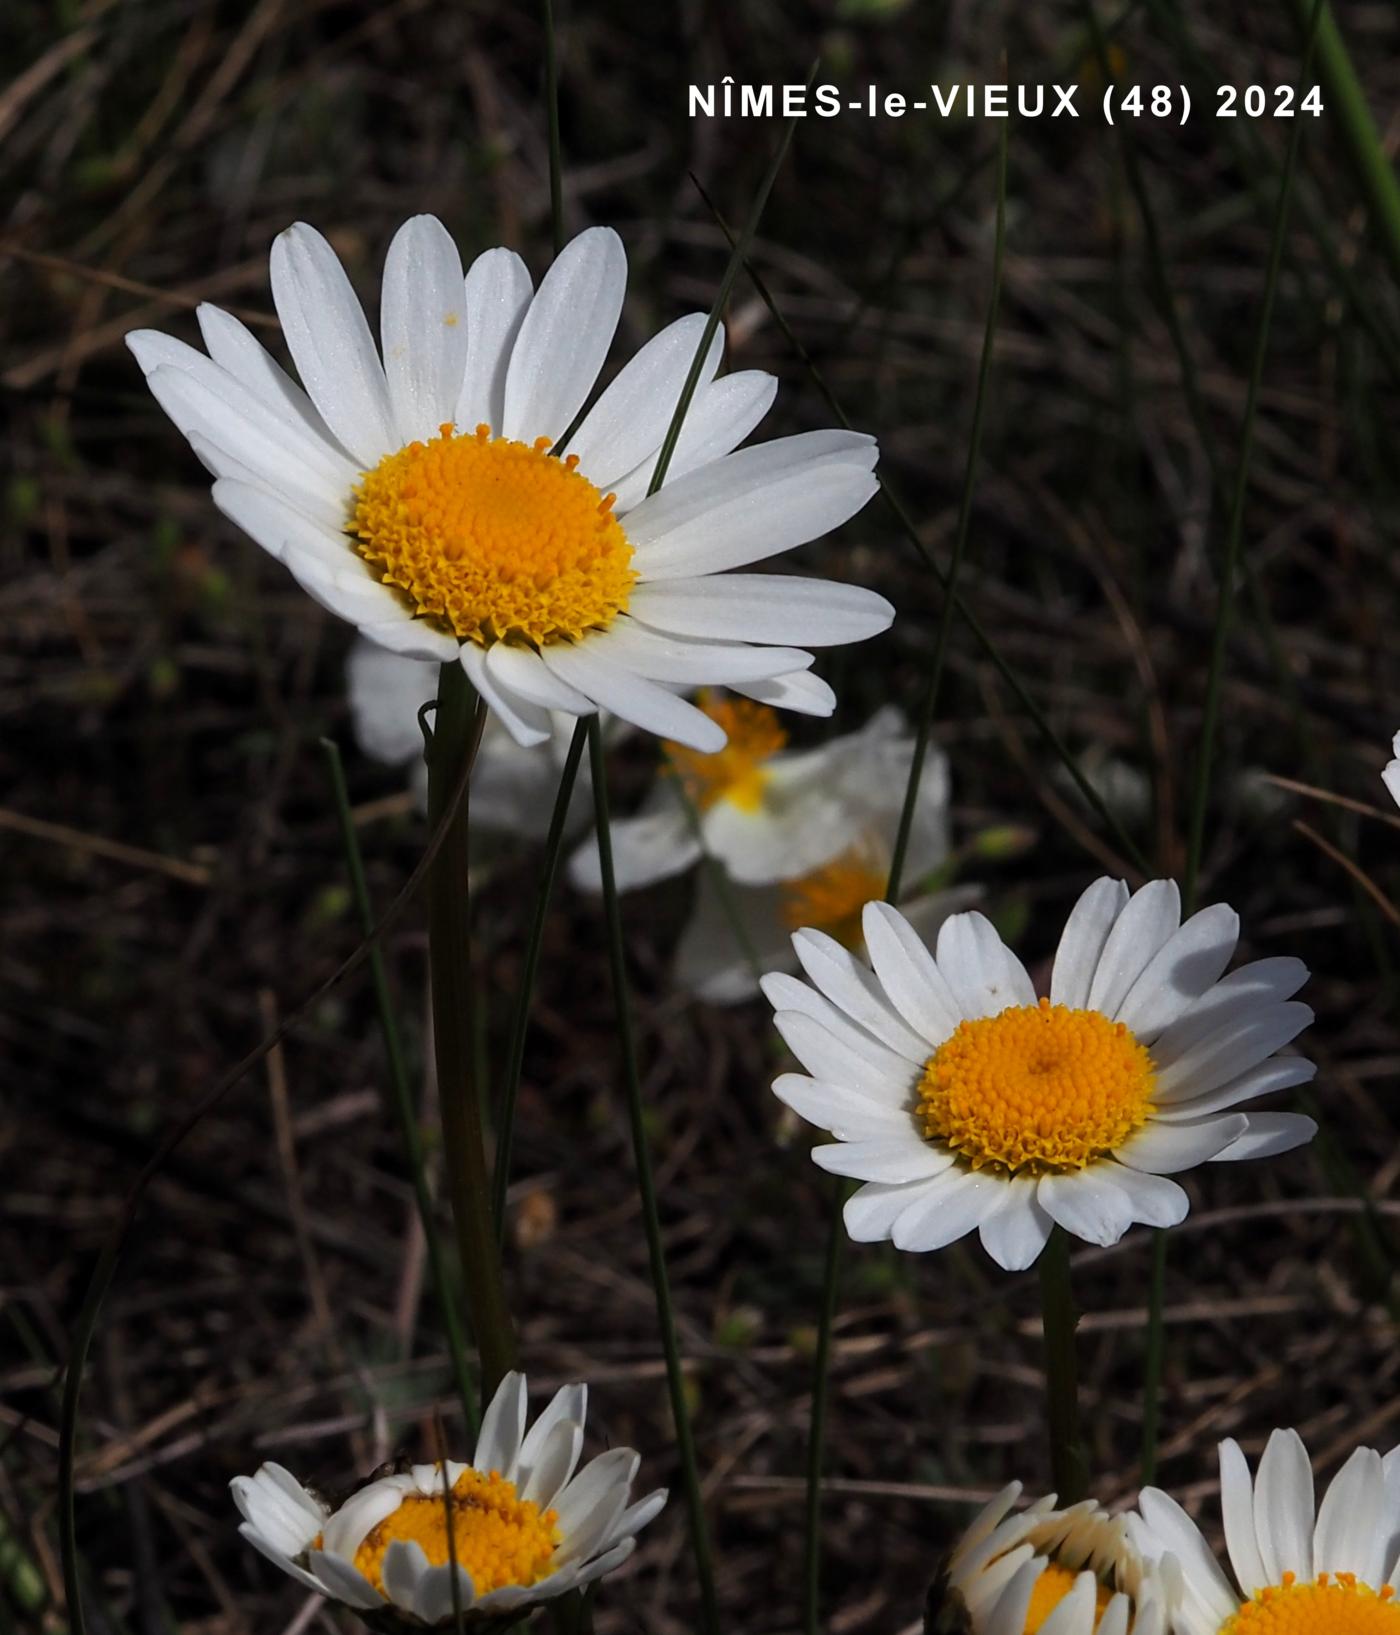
935,1482,1172,1635
1385,732,1400,809
346,638,594,839
765,876,1316,1268
127,218,892,751
230,1372,665,1627
1130,1428,1400,1635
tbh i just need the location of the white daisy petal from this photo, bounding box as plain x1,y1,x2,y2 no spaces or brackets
1210,1112,1316,1161
1086,880,1182,1019
456,247,534,432
609,370,778,512
502,226,626,444
564,313,721,487
413,1563,478,1624
520,1420,584,1509
1155,1055,1316,1117
1037,1168,1136,1247
1254,1427,1315,1584
195,303,344,449
891,1168,1001,1252
308,1549,384,1610
1135,1488,1238,1629
459,644,553,746
1154,1004,1313,1100
730,669,837,716
381,1539,429,1611
811,1138,953,1184
238,1525,326,1594
772,1073,917,1140
977,1177,1055,1270
540,643,725,749
861,900,965,1046
771,1008,917,1102
1114,902,1240,1042
629,574,893,646
587,619,813,685
625,431,878,579
269,222,398,464
843,1178,927,1241
474,1369,528,1478
568,802,699,893
934,911,1037,1019
1219,1438,1268,1595
1097,1164,1189,1229
1049,877,1130,1009
485,641,595,714
380,214,470,445
1114,1114,1248,1174
789,928,932,1061
1150,958,1310,1064
1315,1447,1385,1581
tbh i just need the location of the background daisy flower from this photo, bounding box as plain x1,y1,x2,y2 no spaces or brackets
1130,1427,1400,1635
937,1482,1172,1635
1385,732,1400,808
765,877,1317,1268
127,217,892,752
230,1372,665,1626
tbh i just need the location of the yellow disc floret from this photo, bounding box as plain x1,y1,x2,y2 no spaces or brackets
918,997,1155,1176
780,847,887,948
352,1468,559,1598
349,425,636,646
1221,1572,1400,1635
664,691,788,812
1023,1563,1115,1633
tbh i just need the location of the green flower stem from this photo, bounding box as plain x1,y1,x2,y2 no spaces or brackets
1285,0,1400,288
321,738,479,1434
586,717,720,1635
1038,1228,1088,1503
426,661,516,1402
491,718,589,1243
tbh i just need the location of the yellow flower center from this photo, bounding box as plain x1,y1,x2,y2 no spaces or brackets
918,997,1155,1175
1024,1564,1115,1632
664,692,788,812
351,1468,559,1598
779,846,887,947
1221,1572,1400,1635
349,424,636,646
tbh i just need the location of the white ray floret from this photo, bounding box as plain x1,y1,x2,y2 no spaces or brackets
230,1371,665,1625
1130,1427,1400,1635
129,218,891,751
765,876,1316,1268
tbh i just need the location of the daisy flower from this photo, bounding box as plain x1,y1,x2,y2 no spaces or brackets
590,699,976,1003
765,877,1316,1268
127,217,891,751
1385,732,1400,809
1130,1427,1400,1635
934,1482,1172,1635
346,638,594,839
231,1372,665,1626
570,700,939,893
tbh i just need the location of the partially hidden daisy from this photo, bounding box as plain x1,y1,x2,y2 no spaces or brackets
128,217,891,751
1130,1427,1400,1635
765,877,1317,1267
569,700,940,893
347,638,594,840
615,701,977,1004
231,1372,664,1626
1385,732,1400,809
933,1482,1173,1635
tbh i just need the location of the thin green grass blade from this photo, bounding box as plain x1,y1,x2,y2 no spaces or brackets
586,718,720,1635
321,738,479,1434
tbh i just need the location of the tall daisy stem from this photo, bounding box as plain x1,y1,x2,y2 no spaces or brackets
426,661,516,1402
587,717,720,1635
1038,1227,1087,1503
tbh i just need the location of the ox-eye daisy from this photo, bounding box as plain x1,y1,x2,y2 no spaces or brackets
765,877,1316,1268
933,1483,1172,1635
127,217,891,751
1130,1428,1400,1635
231,1372,665,1626
1385,732,1400,809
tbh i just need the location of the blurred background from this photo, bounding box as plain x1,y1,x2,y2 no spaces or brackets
5,1,1400,1631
